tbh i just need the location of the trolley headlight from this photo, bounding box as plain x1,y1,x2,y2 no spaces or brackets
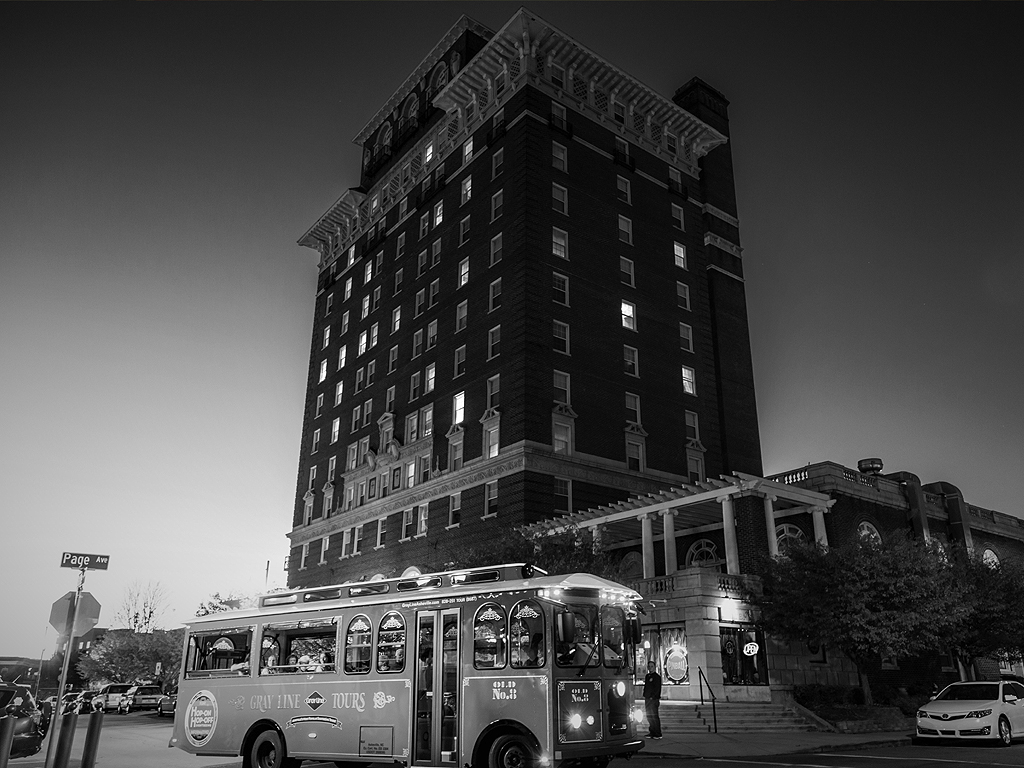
615,681,626,697
569,713,582,729
586,715,595,726
632,707,645,723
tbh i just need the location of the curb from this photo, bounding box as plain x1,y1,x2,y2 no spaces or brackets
803,734,914,753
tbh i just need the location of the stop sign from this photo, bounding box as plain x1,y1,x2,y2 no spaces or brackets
49,591,101,637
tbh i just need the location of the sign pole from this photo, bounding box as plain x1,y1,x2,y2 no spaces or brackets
56,566,86,701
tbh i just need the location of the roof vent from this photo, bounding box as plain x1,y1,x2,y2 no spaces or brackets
858,458,884,475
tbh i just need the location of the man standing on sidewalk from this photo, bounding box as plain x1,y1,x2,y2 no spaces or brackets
643,661,663,738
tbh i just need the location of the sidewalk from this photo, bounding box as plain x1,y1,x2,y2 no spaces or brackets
634,728,913,760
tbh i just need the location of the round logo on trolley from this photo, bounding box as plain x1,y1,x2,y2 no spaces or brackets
184,690,218,747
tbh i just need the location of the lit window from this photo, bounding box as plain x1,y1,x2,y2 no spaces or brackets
674,242,687,269
417,504,428,536
338,345,347,369
625,393,641,425
461,176,472,205
391,307,401,333
454,345,466,377
621,300,637,330
553,321,569,354
682,365,697,395
484,424,499,458
624,345,639,377
424,143,434,165
463,137,474,164
553,272,568,305
458,258,470,287
618,215,633,244
311,428,320,453
364,261,373,284
616,176,631,204
552,420,572,454
434,200,444,227
552,142,567,171
553,370,570,404
672,203,685,230
361,294,370,319
335,381,344,406
331,417,340,443
552,183,567,215
358,330,368,355
344,277,352,300
491,190,504,220
552,228,568,259
425,363,435,393
421,404,433,437
452,391,465,424
319,359,328,382
322,326,331,349
488,278,502,311
677,281,690,310
490,233,503,265
487,325,501,359
620,257,634,286
680,322,693,352
455,300,468,332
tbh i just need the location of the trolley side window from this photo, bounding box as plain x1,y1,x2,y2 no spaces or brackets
260,618,338,675
186,626,254,678
600,605,625,667
473,603,507,670
377,611,407,673
510,599,545,668
345,614,373,674
555,604,600,667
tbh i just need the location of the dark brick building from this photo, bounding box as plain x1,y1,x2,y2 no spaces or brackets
286,10,761,587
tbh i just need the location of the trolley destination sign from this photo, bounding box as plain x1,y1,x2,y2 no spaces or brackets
60,552,111,570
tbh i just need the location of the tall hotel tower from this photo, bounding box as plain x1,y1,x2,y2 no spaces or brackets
287,9,761,586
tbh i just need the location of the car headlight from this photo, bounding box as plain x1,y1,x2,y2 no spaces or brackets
966,709,993,719
916,710,927,719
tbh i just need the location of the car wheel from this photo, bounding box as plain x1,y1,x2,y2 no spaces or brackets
999,716,1012,747
488,734,535,768
249,729,299,768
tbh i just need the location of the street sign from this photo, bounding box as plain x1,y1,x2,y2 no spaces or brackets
60,552,110,570
49,591,101,636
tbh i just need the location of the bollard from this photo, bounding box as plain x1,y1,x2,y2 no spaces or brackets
42,711,61,768
80,709,104,768
48,711,78,768
0,714,17,768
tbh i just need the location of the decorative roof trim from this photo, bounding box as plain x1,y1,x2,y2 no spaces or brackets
353,15,495,146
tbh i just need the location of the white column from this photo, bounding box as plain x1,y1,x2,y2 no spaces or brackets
764,495,778,557
662,511,677,574
720,496,740,575
812,506,828,547
641,514,656,578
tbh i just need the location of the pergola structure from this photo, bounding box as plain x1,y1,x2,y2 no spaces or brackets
524,472,835,578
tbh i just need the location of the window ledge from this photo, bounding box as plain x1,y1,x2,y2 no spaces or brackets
399,537,412,544
374,545,385,551
445,523,460,531
481,513,497,520
414,532,427,539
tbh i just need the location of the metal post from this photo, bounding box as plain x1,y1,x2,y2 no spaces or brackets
80,709,104,768
0,715,17,768
47,710,78,768
56,568,86,705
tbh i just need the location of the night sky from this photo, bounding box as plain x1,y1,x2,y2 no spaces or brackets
2,3,1022,658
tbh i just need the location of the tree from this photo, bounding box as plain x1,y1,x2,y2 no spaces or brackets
744,533,968,704
115,581,167,633
77,628,184,690
195,591,258,617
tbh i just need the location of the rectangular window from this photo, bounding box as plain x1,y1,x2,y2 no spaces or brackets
420,404,433,436
461,176,472,205
680,322,694,352
682,365,697,395
488,278,502,311
552,421,572,455
406,461,416,490
369,323,378,349
624,345,639,377
674,242,687,269
427,319,437,349
449,439,463,472
341,310,349,334
425,362,435,393
400,197,409,218
403,508,415,540
409,371,422,401
452,391,465,424
405,411,419,443
376,517,386,548
448,492,461,527
344,277,352,301
361,294,370,319
615,135,629,157
486,374,500,409
327,455,336,482
616,176,631,204
326,293,334,315
552,272,568,305
454,345,466,377
685,410,700,441
490,233,503,266
551,64,564,89
551,102,567,128
554,477,571,514
331,417,340,443
620,257,634,286
394,268,403,296
428,279,439,308
311,428,320,453
484,480,498,517
613,101,625,125
351,405,361,431
491,190,504,220
431,239,441,266
354,367,364,393
492,148,504,178
315,393,324,418
618,215,633,244
335,381,344,407
414,289,425,317
417,250,428,277
621,300,637,330
358,330,368,355
318,359,328,383
424,142,434,166
459,215,471,245
552,141,567,172
625,392,641,424
455,300,468,332
362,398,372,427
419,212,430,239
672,202,685,230
552,227,568,259
677,281,691,310
553,370,570,404
552,183,568,214
626,440,643,471
463,137,474,164
385,385,395,413
487,325,501,359
346,443,358,471
412,329,423,358
667,134,678,156
322,326,331,349
553,321,569,354
391,306,401,333
484,424,499,458
364,261,373,284
397,232,406,258
417,504,428,536
388,345,399,373
458,257,470,287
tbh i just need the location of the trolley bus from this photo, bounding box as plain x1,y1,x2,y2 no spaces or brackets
170,563,646,768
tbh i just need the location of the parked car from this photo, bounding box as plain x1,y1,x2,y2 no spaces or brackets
59,691,85,714
0,682,48,759
156,691,177,717
96,683,132,712
117,685,163,713
917,680,1024,746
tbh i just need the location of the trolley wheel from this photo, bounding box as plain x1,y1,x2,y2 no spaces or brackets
488,734,534,768
249,728,300,768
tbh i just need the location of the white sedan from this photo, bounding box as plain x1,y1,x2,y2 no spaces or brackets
917,680,1024,746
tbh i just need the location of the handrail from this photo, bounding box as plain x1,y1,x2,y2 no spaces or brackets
697,666,718,733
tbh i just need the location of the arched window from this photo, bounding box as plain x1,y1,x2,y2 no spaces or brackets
473,603,506,670
344,615,372,674
618,551,643,580
685,539,723,570
510,600,545,669
431,63,448,93
983,548,1000,568
377,611,406,673
378,122,393,153
857,521,882,545
775,523,805,554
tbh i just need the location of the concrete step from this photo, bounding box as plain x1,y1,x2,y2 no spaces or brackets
647,701,822,734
